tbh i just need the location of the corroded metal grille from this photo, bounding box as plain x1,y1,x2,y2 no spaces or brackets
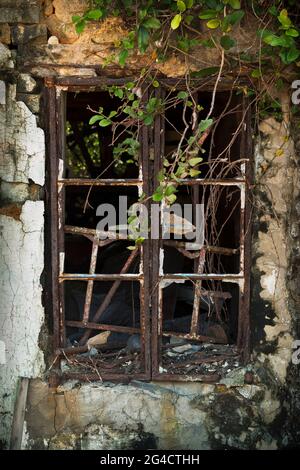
45,77,251,383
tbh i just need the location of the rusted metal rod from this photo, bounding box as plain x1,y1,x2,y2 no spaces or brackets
79,248,139,345
65,320,140,335
59,178,143,186
83,241,99,324
164,240,238,256
190,248,206,336
64,225,128,241
55,340,131,357
60,273,142,281
162,330,228,344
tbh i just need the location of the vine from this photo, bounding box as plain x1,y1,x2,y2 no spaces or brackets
71,1,300,247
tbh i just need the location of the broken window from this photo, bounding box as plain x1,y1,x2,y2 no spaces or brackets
45,77,251,383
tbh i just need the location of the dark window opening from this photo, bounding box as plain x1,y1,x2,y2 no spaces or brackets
46,78,251,383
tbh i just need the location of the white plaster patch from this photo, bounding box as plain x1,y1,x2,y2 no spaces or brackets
20,200,44,233
0,340,6,364
260,268,277,296
0,201,45,444
0,85,45,186
259,389,281,425
0,81,6,105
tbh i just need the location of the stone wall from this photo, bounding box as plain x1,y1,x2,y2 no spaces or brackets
0,0,299,450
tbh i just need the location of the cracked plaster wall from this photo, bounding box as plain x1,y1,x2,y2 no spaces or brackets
0,81,45,447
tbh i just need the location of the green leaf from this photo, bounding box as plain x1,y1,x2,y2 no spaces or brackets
286,28,299,38
138,26,150,52
223,10,244,30
114,88,124,99
177,1,186,13
278,9,292,29
128,215,137,224
143,115,154,126
119,49,128,67
263,34,291,47
189,169,201,177
75,20,85,34
207,19,220,29
171,14,182,30
166,194,177,205
108,110,117,119
135,236,145,245
191,66,220,78
229,0,241,9
86,9,103,21
99,118,112,127
127,245,136,250
199,10,217,20
229,10,245,25
177,91,189,99
125,82,135,90
287,47,300,63
89,115,102,125
186,0,193,7
157,171,165,183
72,15,81,23
165,185,177,196
220,35,236,50
251,69,261,78
143,17,161,30
152,192,163,202
132,100,140,109
152,80,160,88
189,157,202,167
268,6,278,17
198,118,213,132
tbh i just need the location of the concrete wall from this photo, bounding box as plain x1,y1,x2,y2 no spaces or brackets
0,0,299,450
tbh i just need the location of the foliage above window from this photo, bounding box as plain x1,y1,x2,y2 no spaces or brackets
71,1,300,248
72,1,300,71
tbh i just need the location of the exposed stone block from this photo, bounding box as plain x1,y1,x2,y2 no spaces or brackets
17,74,37,94
0,2,40,24
44,0,54,17
45,14,78,44
0,181,30,204
0,42,11,68
11,25,47,45
52,0,87,23
16,93,40,114
0,23,10,44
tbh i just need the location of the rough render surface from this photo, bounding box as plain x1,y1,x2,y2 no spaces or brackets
0,82,45,447
24,378,284,450
254,116,295,383
0,0,300,451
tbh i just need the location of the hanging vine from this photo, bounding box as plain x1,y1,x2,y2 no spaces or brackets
70,0,300,248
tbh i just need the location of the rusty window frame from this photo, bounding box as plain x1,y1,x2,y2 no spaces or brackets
151,83,252,381
44,76,252,384
45,77,151,382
